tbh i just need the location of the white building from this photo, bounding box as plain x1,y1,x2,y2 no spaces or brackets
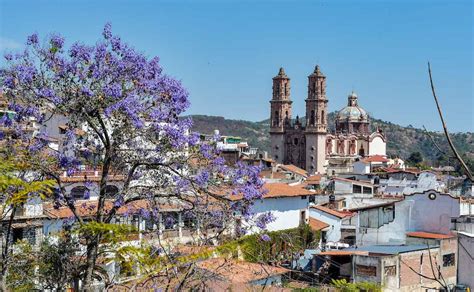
244,182,314,233
352,190,460,246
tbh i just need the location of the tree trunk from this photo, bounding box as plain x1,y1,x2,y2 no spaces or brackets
82,237,99,291
0,207,16,291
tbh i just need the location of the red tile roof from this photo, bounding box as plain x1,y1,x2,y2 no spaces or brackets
406,231,455,240
263,183,314,198
279,164,308,177
308,217,329,231
306,174,322,184
197,258,288,283
363,155,389,163
310,205,353,219
44,199,184,219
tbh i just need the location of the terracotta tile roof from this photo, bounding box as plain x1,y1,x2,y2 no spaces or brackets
263,183,314,198
306,174,322,184
197,258,288,283
406,231,455,240
210,182,314,201
308,217,329,231
279,164,308,177
363,155,389,163
310,205,353,219
59,171,125,183
44,199,184,219
259,170,287,180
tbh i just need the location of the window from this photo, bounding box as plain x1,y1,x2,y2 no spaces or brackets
300,210,306,225
353,184,362,194
384,265,396,276
363,186,372,194
105,185,119,198
70,186,89,200
356,265,376,277
294,138,298,145
301,195,307,200
443,253,455,267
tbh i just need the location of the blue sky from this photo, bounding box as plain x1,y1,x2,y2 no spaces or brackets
1,0,472,132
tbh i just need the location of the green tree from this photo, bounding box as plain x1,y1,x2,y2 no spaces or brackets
0,154,55,290
406,151,423,165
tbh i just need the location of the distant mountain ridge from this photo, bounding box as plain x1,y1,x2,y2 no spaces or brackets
189,113,474,169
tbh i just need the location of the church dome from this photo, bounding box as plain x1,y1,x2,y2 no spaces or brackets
336,91,369,122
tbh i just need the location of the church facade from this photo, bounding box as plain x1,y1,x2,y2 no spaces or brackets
269,65,386,175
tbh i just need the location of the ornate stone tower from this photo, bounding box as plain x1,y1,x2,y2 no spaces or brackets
270,67,292,163
305,65,328,174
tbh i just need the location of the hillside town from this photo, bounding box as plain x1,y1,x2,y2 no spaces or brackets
0,58,473,291
0,2,472,291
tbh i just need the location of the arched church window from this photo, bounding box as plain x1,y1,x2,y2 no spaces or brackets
285,83,288,96
294,138,298,145
310,110,315,126
274,111,279,127
321,110,325,124
105,185,119,198
71,186,89,200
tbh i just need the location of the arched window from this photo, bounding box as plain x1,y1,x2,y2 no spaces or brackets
274,110,279,127
105,185,119,198
321,110,325,124
70,186,89,200
294,138,299,145
310,110,315,125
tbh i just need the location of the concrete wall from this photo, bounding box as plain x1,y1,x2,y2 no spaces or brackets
458,233,474,288
270,134,285,164
353,161,370,174
356,191,460,246
353,255,381,284
308,208,342,243
251,196,309,232
305,134,327,175
368,135,386,156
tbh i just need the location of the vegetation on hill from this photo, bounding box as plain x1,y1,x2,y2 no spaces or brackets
189,114,474,171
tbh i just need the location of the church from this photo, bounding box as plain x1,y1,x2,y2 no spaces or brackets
269,65,386,175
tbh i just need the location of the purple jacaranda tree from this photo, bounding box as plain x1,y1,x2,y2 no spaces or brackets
0,24,267,289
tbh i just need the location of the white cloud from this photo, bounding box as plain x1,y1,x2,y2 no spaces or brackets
0,37,22,51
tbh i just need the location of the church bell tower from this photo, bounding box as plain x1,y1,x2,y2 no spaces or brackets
305,65,328,174
270,67,291,164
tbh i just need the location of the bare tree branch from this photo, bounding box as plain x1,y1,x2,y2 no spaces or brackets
428,62,473,181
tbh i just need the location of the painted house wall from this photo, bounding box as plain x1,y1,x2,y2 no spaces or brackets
353,161,370,174
251,196,309,232
356,191,460,246
308,208,342,243
458,233,474,288
368,136,386,156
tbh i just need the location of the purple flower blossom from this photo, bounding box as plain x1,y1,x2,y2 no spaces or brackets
27,33,39,45
114,196,124,208
4,53,12,61
255,212,275,229
50,34,65,49
103,23,112,39
195,169,210,187
260,234,271,242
